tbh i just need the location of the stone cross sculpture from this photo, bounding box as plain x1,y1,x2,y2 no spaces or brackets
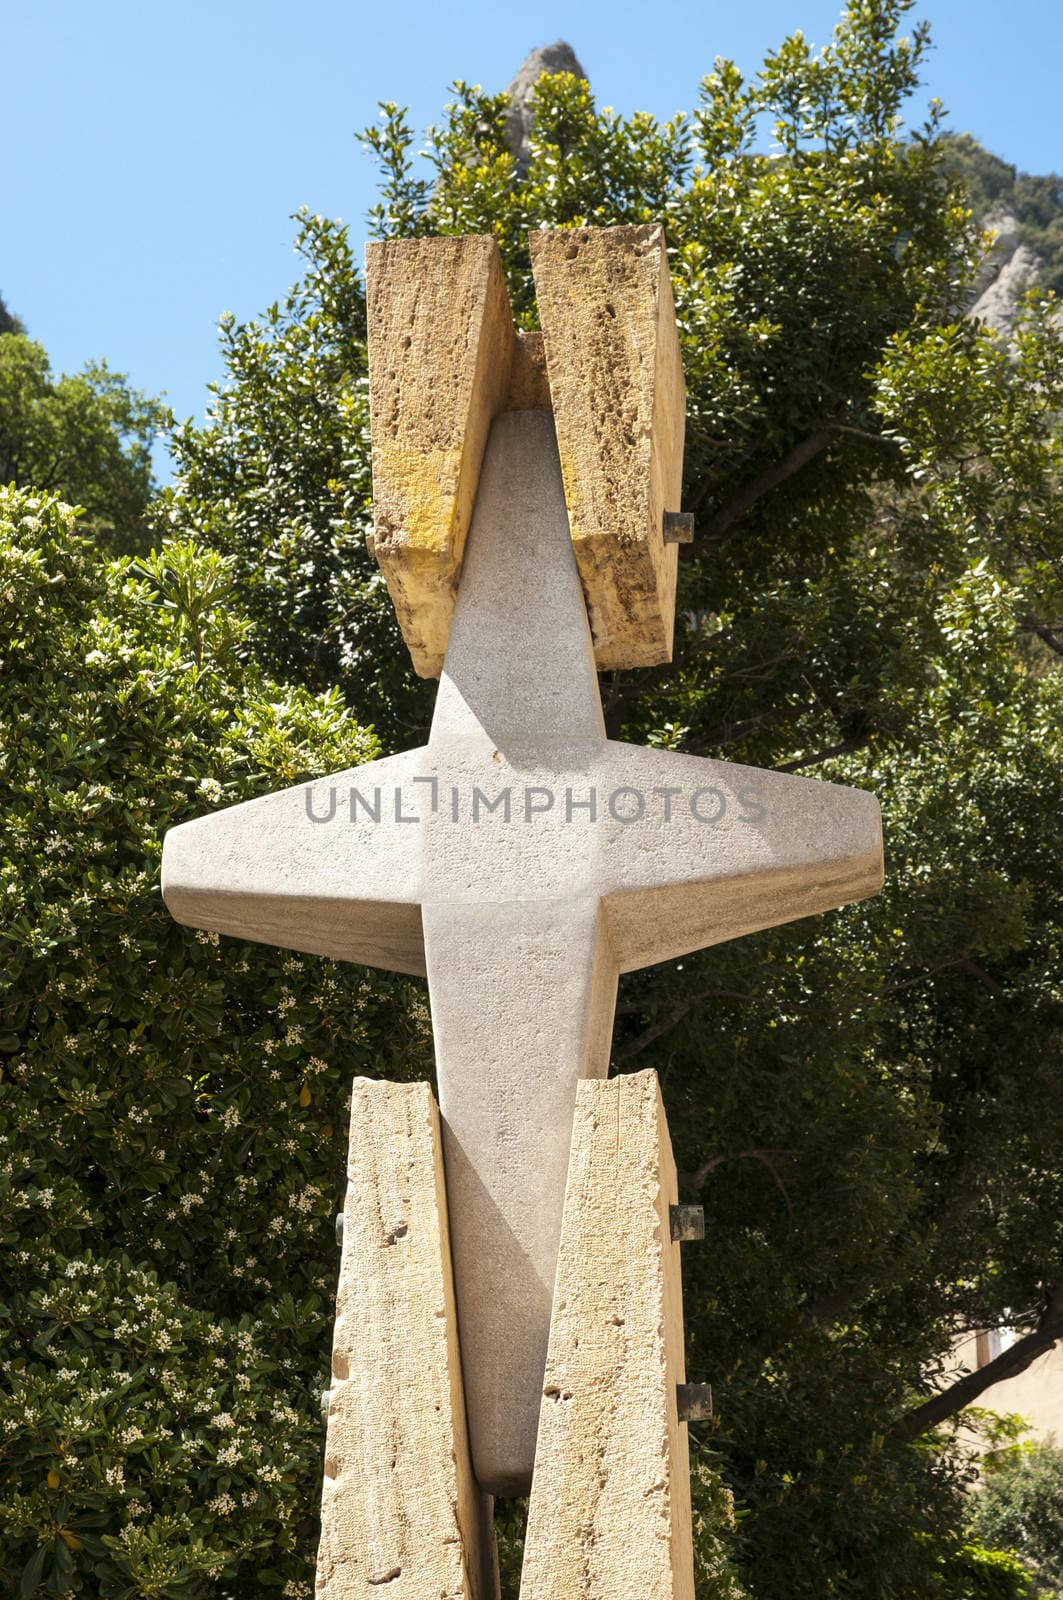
162,226,883,1591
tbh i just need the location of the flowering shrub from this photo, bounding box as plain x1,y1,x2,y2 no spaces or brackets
2,1256,317,1593
0,488,431,1595
969,1441,1063,1596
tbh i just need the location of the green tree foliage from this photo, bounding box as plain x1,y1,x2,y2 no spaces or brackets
163,1,1062,1592
0,488,404,1596
6,0,1062,1593
0,332,167,554
969,1442,1063,1597
0,290,24,335
158,216,425,746
940,132,1063,293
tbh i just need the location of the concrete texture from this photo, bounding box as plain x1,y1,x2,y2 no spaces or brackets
316,1079,497,1600
529,224,685,669
163,409,883,1495
520,1070,693,1600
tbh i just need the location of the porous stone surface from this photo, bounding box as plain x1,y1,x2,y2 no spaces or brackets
365,234,515,678
316,1078,497,1600
530,224,685,670
367,225,689,678
520,1070,693,1600
162,409,882,1495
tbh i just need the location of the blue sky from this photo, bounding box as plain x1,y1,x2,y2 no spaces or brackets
3,0,1058,466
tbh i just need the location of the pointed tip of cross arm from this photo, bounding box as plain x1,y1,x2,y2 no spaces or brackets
159,757,428,978
364,223,687,679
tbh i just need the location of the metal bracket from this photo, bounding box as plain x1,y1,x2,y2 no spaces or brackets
662,510,694,545
676,1383,713,1422
669,1203,705,1242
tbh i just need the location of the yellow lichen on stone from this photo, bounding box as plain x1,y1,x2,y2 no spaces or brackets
531,224,686,671
370,444,465,554
366,225,688,678
366,235,515,678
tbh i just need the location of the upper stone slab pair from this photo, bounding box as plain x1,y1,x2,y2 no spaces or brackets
367,224,685,678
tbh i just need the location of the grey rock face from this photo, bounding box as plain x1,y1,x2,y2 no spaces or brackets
968,207,1022,302
505,41,588,172
970,242,1045,335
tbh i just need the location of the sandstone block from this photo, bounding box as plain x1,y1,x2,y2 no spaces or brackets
530,223,686,670
366,235,515,679
519,1069,694,1600
315,1078,497,1600
367,226,688,679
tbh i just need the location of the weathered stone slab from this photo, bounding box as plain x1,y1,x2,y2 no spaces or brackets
367,226,687,678
366,235,515,679
530,223,686,670
520,1069,694,1600
316,1078,498,1600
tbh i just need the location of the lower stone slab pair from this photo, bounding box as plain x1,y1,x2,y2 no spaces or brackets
315,1070,693,1600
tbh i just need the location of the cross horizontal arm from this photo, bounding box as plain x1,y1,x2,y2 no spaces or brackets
590,744,883,973
161,750,429,977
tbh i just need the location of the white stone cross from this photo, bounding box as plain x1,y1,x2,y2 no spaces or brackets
163,407,882,1497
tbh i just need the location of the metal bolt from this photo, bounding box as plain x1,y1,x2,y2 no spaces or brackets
669,1204,705,1242
676,1383,713,1423
663,510,694,545
335,1212,345,1247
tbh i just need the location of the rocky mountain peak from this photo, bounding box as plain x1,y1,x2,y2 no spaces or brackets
504,42,588,173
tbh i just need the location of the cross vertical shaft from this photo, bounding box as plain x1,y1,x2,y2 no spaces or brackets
423,410,617,1494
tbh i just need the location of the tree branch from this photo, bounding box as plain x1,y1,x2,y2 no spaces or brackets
679,700,817,759
1018,616,1063,656
693,411,904,540
802,1176,985,1330
617,948,997,1063
613,987,761,1061
679,1148,794,1215
891,1282,1063,1443
953,957,1004,994
699,425,838,541
774,737,867,773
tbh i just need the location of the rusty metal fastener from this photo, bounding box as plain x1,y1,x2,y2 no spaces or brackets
669,1203,705,1242
663,510,694,544
676,1383,713,1422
